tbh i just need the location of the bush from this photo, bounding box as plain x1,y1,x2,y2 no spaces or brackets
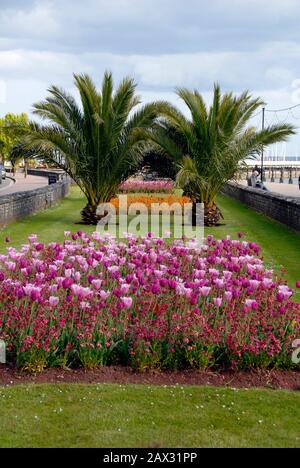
140,150,177,180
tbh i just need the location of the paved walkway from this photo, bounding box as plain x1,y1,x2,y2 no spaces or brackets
265,182,300,198
0,178,13,192
239,179,300,198
0,173,48,196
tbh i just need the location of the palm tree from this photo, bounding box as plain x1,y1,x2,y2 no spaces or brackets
24,72,168,224
147,85,295,225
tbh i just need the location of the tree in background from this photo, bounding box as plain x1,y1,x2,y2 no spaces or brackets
0,113,29,164
139,148,177,180
10,143,39,177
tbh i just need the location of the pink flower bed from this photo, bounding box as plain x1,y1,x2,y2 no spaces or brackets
0,232,299,372
119,180,174,193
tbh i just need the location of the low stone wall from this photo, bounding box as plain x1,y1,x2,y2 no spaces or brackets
7,168,66,181
222,182,300,233
0,179,70,227
27,168,65,181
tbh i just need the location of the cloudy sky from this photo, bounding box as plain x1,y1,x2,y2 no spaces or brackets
1,0,300,155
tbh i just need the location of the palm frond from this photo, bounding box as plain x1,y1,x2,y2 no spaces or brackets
24,72,164,220
154,86,296,207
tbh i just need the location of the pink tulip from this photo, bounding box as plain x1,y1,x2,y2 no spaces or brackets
121,297,133,308
213,297,222,307
199,286,211,297
92,279,102,290
49,296,59,307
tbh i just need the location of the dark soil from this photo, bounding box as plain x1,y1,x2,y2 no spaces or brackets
1,364,300,390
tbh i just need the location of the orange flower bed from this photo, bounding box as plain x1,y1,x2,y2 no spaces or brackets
110,195,192,213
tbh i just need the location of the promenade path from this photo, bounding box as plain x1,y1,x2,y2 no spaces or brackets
0,178,12,192
264,182,300,198
239,179,300,198
0,172,48,196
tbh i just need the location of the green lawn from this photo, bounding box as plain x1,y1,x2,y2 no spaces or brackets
0,188,300,448
1,187,299,292
0,384,299,448
212,195,300,292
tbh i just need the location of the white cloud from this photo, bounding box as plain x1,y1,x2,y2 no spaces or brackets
0,80,7,104
128,43,300,92
0,49,83,81
60,0,157,23
1,41,300,99
0,1,58,37
0,78,47,115
0,0,300,153
132,52,242,88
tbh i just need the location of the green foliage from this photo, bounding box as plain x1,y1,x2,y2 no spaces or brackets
148,85,295,207
139,148,177,179
10,143,39,173
0,384,300,447
0,113,29,162
24,72,169,223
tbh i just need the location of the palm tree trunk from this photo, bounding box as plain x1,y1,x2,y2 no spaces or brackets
81,188,116,225
190,201,223,227
81,202,99,225
204,202,223,226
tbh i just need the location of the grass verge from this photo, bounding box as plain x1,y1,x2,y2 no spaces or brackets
0,383,299,448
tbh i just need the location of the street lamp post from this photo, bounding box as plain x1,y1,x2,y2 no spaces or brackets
261,107,265,183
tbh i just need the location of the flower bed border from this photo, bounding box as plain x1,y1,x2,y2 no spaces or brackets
0,364,299,390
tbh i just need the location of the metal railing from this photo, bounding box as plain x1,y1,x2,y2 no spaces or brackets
241,166,300,184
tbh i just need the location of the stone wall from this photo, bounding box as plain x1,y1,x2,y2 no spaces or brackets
222,182,300,233
27,168,66,180
7,168,66,181
0,179,70,227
